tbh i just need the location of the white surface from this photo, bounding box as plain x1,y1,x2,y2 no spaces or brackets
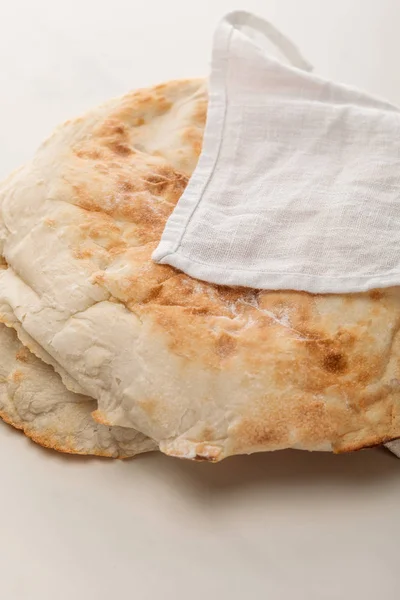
0,1,399,598
1,427,399,600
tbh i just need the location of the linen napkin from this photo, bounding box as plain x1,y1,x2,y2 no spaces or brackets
153,11,400,294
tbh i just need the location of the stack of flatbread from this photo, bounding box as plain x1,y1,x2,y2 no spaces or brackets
0,79,398,460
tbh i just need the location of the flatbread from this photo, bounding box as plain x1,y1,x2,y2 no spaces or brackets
0,294,87,396
0,256,155,458
0,78,399,461
0,320,156,457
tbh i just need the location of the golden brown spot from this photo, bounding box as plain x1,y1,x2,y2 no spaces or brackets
187,307,213,316
142,273,228,318
44,218,56,227
154,83,167,92
132,117,145,127
295,327,350,379
73,185,100,213
369,289,384,301
334,432,392,453
96,118,129,138
259,290,314,328
193,99,208,125
107,241,128,255
336,329,357,347
91,409,112,426
145,174,170,193
136,93,152,105
143,169,188,203
119,179,135,193
236,417,289,449
109,142,134,156
292,401,334,446
182,126,202,155
16,347,30,362
92,272,106,286
75,148,103,160
11,370,24,383
120,199,162,227
156,97,172,113
215,333,237,358
73,247,95,260
322,351,347,374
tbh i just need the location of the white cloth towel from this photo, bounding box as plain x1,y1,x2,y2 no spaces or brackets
153,11,400,294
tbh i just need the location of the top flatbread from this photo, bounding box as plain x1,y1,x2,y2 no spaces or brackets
0,78,399,461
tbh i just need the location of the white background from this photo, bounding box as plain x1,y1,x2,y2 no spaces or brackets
0,1,399,598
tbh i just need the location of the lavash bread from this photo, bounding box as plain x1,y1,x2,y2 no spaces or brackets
0,321,156,457
0,255,155,458
0,78,399,461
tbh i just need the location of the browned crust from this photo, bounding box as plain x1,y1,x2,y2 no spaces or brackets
0,408,131,459
91,409,112,426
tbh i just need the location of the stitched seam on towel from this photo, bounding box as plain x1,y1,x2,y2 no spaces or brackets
170,252,400,280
